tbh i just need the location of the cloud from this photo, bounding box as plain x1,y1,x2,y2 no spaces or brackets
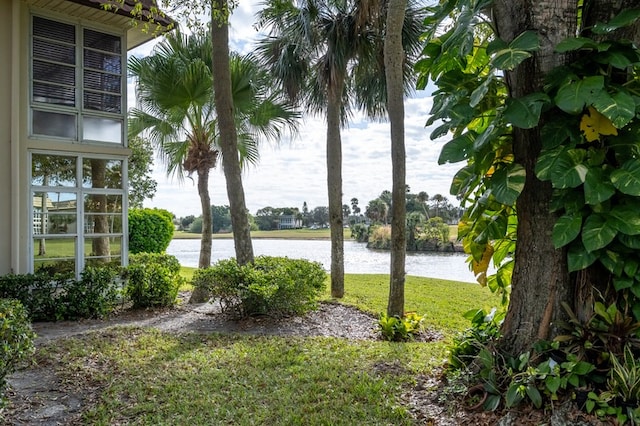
133,1,458,218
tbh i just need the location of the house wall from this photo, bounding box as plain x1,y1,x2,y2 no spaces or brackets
0,0,14,275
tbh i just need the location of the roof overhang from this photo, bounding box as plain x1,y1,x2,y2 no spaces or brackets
36,0,175,49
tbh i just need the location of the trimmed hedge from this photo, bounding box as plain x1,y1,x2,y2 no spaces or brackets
128,208,174,254
192,256,326,318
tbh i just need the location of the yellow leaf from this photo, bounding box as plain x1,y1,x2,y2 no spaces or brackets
580,106,618,142
472,243,494,286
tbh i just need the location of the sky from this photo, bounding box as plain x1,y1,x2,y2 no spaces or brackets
129,2,460,218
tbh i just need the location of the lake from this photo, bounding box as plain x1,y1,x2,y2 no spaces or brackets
167,239,478,283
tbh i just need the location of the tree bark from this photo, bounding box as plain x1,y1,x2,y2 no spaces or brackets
210,0,254,267
491,0,577,355
90,159,110,262
189,167,213,303
327,87,345,299
385,0,407,317
492,0,640,355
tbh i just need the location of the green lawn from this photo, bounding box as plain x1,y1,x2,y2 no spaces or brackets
35,270,497,425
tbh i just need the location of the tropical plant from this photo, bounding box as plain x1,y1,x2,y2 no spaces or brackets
129,29,299,280
377,311,424,341
256,0,424,299
419,0,640,358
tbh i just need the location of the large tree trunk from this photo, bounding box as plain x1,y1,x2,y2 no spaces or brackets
491,0,576,355
327,89,345,299
90,159,110,262
210,0,254,266
492,0,639,355
385,0,407,317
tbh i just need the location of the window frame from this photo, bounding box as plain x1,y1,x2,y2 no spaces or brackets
29,14,126,146
29,151,129,278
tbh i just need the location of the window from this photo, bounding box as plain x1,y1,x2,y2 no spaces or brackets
30,16,124,144
31,153,126,277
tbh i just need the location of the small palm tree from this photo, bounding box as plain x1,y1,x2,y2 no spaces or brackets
129,29,299,274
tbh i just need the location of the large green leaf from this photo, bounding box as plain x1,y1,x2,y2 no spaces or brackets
554,37,601,53
503,93,549,129
567,241,598,272
470,76,493,108
535,147,565,181
553,213,582,248
550,149,589,189
609,203,640,236
611,159,640,196
592,89,636,129
600,249,624,276
438,132,475,164
584,167,615,205
618,233,640,249
490,164,526,205
593,8,640,34
555,76,605,114
582,214,617,252
624,259,639,278
492,49,532,70
450,165,476,197
509,31,540,51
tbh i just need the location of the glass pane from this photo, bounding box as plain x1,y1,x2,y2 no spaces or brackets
31,156,76,186
84,194,122,214
33,60,75,86
33,16,75,44
84,70,121,94
32,110,76,139
83,92,121,114
82,159,122,188
33,236,76,268
84,29,121,54
84,236,121,258
33,82,75,106
32,39,75,65
84,214,122,233
82,116,122,142
33,192,77,234
84,50,121,74
34,258,76,276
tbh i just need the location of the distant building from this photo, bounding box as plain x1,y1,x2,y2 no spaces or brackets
277,215,302,230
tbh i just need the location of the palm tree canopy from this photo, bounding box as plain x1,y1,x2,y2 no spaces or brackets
255,0,425,124
128,29,301,180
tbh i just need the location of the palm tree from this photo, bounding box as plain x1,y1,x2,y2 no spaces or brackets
256,0,423,298
129,29,299,283
417,191,430,220
385,0,407,317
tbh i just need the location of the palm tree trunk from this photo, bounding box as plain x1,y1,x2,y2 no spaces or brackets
385,0,407,317
327,90,344,299
189,167,214,303
211,0,254,266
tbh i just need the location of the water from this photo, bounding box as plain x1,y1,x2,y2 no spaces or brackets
167,238,477,283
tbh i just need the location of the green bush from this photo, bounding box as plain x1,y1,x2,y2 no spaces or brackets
0,268,120,322
128,208,174,254
58,266,121,320
193,256,326,317
125,253,183,308
0,299,36,406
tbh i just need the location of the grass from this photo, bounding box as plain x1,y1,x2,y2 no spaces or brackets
46,328,436,425
32,269,499,425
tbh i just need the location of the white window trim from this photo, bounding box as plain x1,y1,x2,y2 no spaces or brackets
29,151,129,278
29,13,126,146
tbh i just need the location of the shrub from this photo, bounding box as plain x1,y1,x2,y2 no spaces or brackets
193,256,326,318
58,266,121,320
377,312,424,341
0,299,36,406
128,208,174,254
0,268,120,322
189,217,203,233
368,225,391,249
125,253,183,308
